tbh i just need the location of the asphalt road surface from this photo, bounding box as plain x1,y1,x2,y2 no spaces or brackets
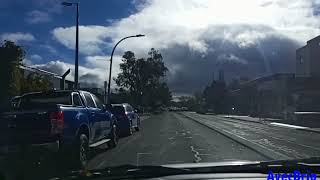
181,112,320,159
89,112,320,169
3,111,320,179
88,112,268,169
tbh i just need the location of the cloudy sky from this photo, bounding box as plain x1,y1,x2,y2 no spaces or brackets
1,0,320,94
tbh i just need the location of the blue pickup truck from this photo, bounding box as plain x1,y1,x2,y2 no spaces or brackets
0,90,118,169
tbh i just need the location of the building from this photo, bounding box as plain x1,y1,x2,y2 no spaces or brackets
229,35,320,120
229,73,295,119
296,35,320,78
19,65,74,90
218,69,225,83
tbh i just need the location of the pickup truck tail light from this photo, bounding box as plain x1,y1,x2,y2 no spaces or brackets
50,111,64,134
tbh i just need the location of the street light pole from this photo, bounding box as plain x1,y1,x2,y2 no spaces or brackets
75,3,79,89
106,34,145,104
62,2,79,89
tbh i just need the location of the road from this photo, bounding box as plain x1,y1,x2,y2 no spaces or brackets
182,112,320,160
3,111,320,179
89,112,320,169
88,112,269,169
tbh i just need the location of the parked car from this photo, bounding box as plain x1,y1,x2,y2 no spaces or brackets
111,103,140,136
0,90,118,169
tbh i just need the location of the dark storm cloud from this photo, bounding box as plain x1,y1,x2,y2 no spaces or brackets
163,25,301,94
79,73,102,88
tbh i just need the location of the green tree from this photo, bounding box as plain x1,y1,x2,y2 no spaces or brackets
115,48,171,109
202,80,228,114
0,41,54,108
21,73,53,93
0,40,25,106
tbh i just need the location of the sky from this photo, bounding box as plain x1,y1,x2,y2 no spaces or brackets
1,0,320,95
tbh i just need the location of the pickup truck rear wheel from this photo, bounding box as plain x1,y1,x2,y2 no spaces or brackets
79,134,89,168
107,124,118,148
127,121,133,136
71,134,89,170
135,118,140,131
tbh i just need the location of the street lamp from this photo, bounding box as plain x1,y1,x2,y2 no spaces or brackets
106,34,145,104
62,1,79,89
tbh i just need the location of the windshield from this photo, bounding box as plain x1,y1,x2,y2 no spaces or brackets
1,0,320,179
111,105,125,115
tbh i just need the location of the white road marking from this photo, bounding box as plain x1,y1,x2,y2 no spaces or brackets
270,122,308,129
136,153,152,166
190,146,202,163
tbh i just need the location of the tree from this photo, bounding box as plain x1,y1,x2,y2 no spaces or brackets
0,41,54,108
21,73,53,93
202,80,228,114
115,48,171,109
0,40,25,106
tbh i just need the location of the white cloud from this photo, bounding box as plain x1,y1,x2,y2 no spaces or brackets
25,10,51,24
32,55,123,89
217,54,248,64
49,0,320,93
30,54,43,62
108,0,319,50
22,58,33,66
1,32,35,43
84,55,123,84
52,0,320,56
52,26,111,55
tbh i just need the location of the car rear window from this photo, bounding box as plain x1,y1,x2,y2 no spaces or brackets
19,92,71,110
125,105,133,112
112,106,125,115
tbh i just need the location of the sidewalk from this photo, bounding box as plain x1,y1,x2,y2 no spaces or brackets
219,115,320,133
219,115,267,124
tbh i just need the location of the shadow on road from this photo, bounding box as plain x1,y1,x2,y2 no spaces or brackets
0,151,64,180
0,133,136,180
